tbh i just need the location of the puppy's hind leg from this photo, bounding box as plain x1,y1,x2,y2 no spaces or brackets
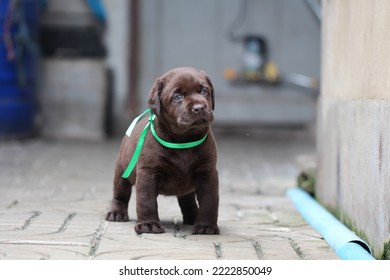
178,192,199,225
106,167,132,222
192,173,220,235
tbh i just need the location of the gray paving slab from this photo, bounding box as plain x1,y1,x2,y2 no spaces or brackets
0,132,338,260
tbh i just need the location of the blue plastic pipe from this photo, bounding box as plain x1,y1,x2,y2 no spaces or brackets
287,187,375,260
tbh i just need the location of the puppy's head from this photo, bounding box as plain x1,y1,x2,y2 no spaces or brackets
148,67,215,134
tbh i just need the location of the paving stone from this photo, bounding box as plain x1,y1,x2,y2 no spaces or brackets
0,135,339,260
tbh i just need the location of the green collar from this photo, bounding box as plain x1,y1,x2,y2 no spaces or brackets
122,109,208,178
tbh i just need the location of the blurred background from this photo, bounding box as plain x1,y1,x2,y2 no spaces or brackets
0,0,320,140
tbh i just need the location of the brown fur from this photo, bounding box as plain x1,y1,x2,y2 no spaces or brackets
106,67,219,234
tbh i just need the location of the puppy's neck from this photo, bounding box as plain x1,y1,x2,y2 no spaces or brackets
153,118,209,143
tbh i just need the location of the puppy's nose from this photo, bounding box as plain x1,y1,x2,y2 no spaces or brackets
191,104,205,113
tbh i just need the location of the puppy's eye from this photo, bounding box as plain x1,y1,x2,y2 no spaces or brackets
173,93,184,102
200,88,209,96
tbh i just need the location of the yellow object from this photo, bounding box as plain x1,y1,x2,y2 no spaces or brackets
223,68,237,80
264,62,279,82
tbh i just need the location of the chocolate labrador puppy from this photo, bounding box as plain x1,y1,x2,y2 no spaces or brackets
106,67,219,235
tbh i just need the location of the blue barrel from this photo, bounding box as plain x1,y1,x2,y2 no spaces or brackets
0,0,40,138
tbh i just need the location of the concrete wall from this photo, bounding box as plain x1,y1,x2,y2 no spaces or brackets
137,0,320,127
38,1,320,136
318,0,390,259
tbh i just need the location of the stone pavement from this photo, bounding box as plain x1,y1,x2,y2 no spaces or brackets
0,131,338,260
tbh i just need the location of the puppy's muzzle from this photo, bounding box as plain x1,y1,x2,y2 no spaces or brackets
191,103,206,114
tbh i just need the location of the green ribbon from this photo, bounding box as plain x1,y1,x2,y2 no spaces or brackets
122,109,208,178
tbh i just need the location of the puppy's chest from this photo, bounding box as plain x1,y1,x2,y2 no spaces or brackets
155,151,208,195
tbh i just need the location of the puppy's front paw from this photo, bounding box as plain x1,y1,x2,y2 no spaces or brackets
105,210,129,222
192,224,220,235
105,200,129,222
135,221,165,234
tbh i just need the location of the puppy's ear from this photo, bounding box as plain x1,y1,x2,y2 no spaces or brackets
201,71,215,110
148,78,164,115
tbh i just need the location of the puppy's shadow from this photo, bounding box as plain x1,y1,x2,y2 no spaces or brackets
124,218,193,236
162,219,193,236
